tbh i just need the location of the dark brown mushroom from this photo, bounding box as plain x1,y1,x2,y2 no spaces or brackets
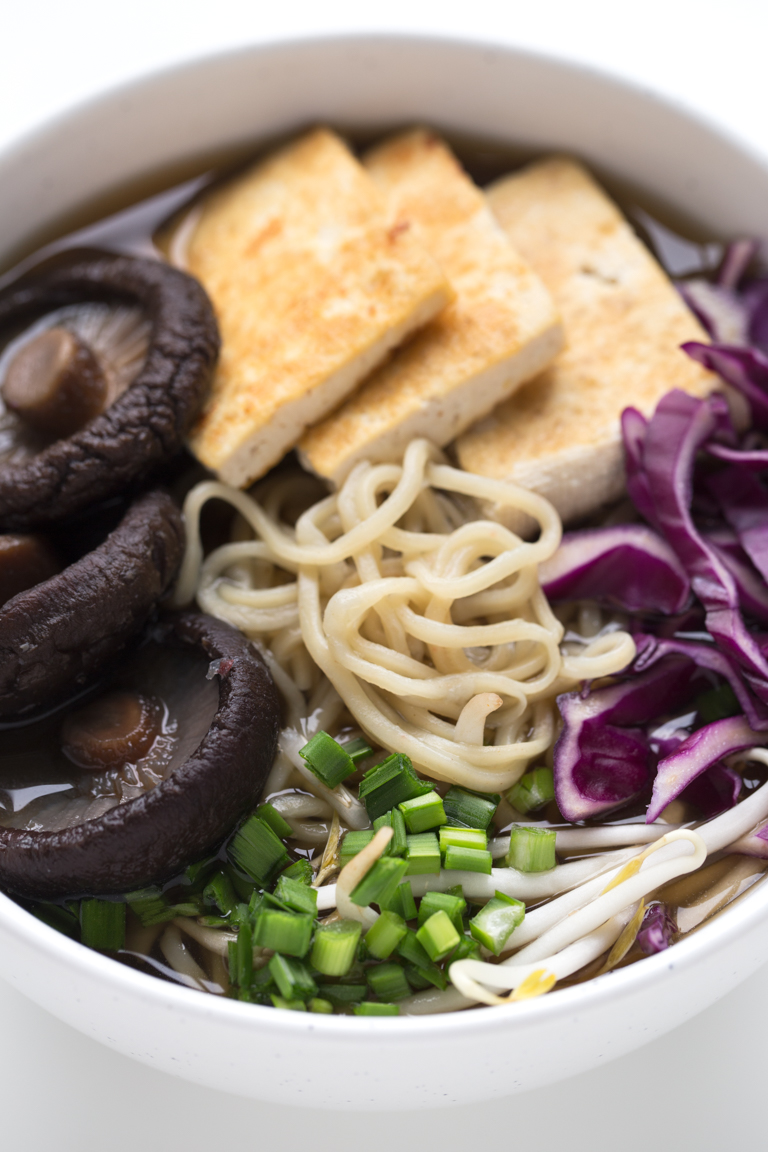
0,253,219,531
0,613,281,899
0,533,61,607
0,488,184,717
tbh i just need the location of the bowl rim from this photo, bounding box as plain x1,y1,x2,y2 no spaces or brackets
1,29,767,1039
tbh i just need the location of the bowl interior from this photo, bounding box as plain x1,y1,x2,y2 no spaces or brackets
1,34,768,1109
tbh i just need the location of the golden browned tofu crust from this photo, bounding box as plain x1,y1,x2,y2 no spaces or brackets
299,130,562,484
457,157,716,524
184,129,453,486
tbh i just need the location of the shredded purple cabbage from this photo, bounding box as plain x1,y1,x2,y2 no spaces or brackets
647,715,763,822
539,524,690,614
554,657,699,821
636,903,677,954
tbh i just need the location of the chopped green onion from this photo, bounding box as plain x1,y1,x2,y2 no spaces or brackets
506,767,556,814
417,891,466,934
273,874,318,916
229,921,254,986
339,829,374,867
268,954,318,1001
449,934,482,962
252,909,314,957
280,858,314,885
405,832,441,875
469,891,525,955
309,997,334,1014
507,825,557,872
350,856,408,907
366,963,411,1001
379,881,417,920
227,867,257,903
398,790,447,833
358,753,433,820
255,801,293,840
311,919,362,976
30,902,80,939
270,995,307,1011
126,887,172,926
443,845,493,874
439,826,487,853
416,910,460,962
342,736,374,764
318,983,367,1004
354,1001,399,1016
396,929,447,988
80,899,125,951
228,812,290,886
373,807,407,856
299,730,356,789
443,786,500,830
364,910,407,959
203,870,238,917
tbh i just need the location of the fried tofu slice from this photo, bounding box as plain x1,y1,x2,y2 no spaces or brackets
299,130,563,484
456,157,717,526
183,129,453,487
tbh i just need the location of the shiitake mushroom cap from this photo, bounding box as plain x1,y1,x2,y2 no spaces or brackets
0,253,219,530
0,489,184,716
0,613,281,899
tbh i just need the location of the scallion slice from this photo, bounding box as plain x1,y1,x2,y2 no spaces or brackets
506,767,556,815
270,995,307,1011
417,890,466,934
273,874,318,916
396,928,448,988
350,856,408,908
203,870,238,917
228,812,290,886
364,909,407,960
469,891,525,955
342,736,374,764
443,845,493,874
309,998,334,1014
339,829,374,867
398,790,447,833
373,807,407,856
405,832,441,875
311,919,362,976
29,902,80,940
255,802,293,840
366,962,411,1001
318,983,367,1004
449,935,482,962
443,786,500,830
80,899,125,951
268,954,318,1001
380,880,417,920
280,858,314,886
506,825,557,872
439,826,487,853
252,909,314,957
353,1002,399,1016
416,910,460,962
299,730,356,789
358,753,433,820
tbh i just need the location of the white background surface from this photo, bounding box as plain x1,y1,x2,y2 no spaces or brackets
1,2,767,1146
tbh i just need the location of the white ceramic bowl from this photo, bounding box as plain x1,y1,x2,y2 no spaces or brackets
1,34,768,1112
